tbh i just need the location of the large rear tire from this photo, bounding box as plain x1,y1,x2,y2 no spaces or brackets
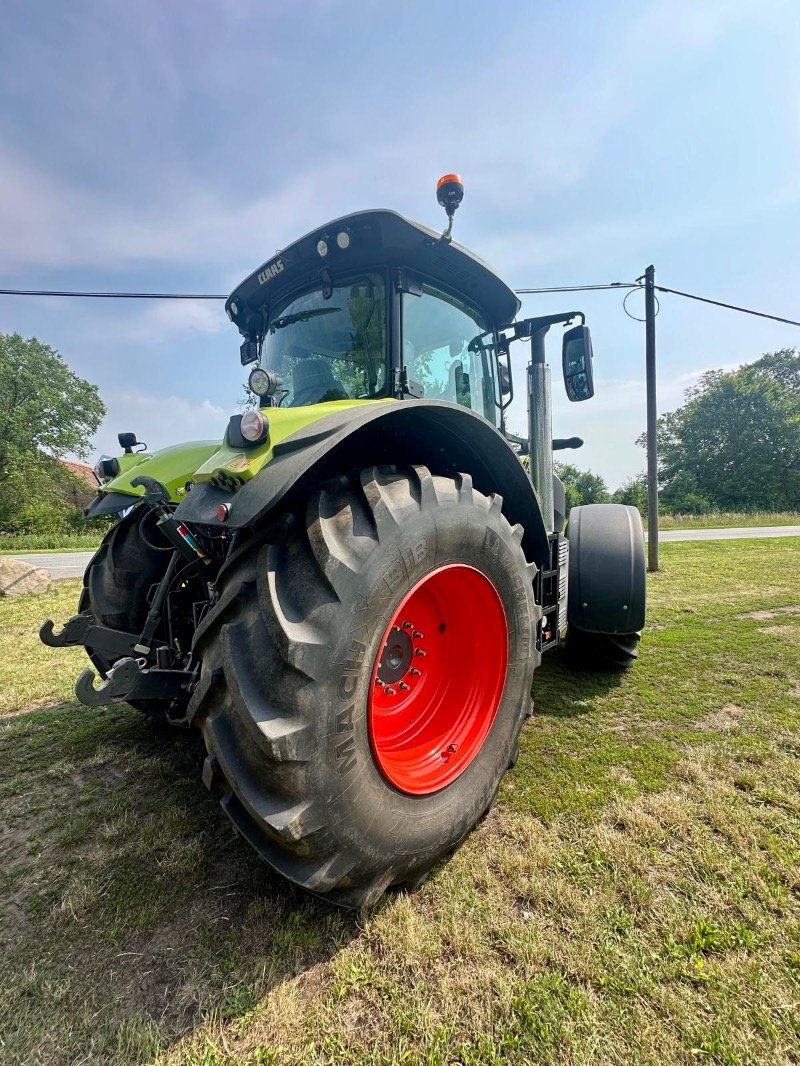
79,506,176,719
189,466,540,907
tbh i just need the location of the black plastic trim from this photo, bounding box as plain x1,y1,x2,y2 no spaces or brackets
84,491,140,518
175,400,550,567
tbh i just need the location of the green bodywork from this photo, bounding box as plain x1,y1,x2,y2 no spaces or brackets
98,399,390,504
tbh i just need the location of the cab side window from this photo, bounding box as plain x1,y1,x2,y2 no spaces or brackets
402,285,499,426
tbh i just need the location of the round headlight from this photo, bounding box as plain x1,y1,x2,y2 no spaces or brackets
336,230,350,250
93,455,119,481
240,409,269,443
248,367,271,396
317,239,328,257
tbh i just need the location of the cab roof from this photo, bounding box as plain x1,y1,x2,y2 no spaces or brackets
226,209,521,334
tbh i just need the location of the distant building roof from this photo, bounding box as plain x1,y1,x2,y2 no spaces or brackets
60,459,97,488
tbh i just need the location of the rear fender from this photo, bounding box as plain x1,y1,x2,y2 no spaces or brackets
175,400,551,567
567,503,646,633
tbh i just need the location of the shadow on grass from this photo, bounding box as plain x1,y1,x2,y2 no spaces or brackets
531,645,625,719
0,702,363,1064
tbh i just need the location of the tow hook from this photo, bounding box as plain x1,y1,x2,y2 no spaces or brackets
74,657,196,708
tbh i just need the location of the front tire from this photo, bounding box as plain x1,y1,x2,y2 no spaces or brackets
79,506,176,718
189,466,540,907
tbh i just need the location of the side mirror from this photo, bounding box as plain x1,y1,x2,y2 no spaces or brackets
562,325,594,402
495,337,513,410
498,363,511,396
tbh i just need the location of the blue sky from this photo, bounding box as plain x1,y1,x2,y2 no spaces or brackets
1,0,798,487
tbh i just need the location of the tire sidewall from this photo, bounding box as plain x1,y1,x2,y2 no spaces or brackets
307,489,537,871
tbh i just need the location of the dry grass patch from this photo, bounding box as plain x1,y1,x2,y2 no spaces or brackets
1,542,800,1064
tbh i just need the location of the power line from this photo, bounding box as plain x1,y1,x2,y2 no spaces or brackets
0,280,798,328
0,288,226,299
1,283,638,299
514,282,639,294
652,284,800,328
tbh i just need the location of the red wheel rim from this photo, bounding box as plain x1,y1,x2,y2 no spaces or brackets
368,564,508,795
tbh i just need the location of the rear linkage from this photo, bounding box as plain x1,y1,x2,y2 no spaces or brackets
40,476,215,717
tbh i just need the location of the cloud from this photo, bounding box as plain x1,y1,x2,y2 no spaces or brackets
145,299,227,336
93,388,228,459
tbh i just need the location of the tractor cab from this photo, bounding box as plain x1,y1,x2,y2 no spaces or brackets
225,207,520,430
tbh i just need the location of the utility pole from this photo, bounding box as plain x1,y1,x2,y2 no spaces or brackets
644,265,659,571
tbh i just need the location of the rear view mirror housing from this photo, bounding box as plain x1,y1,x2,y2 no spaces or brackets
562,325,595,402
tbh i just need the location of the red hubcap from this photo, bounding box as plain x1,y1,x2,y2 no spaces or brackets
368,564,508,795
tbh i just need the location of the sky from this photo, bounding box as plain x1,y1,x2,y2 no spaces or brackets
1,0,798,489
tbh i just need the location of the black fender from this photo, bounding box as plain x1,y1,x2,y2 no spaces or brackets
175,399,550,567
84,491,140,518
567,503,646,633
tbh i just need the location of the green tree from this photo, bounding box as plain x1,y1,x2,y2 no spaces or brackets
0,333,105,532
555,462,609,514
643,349,800,512
612,474,648,516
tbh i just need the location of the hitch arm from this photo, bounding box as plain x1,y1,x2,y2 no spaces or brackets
40,613,167,659
75,657,195,707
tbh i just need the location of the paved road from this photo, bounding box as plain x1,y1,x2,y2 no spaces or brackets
4,551,94,579
4,526,800,581
647,525,800,542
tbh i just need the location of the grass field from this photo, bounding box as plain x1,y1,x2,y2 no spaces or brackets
0,532,105,552
655,512,800,531
1,540,799,1065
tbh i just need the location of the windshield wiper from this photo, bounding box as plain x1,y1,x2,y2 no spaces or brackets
269,307,341,333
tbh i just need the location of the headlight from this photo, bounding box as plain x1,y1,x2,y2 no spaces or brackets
93,455,120,481
248,367,283,397
240,409,269,444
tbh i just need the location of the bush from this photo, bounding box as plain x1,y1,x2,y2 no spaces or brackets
612,476,648,516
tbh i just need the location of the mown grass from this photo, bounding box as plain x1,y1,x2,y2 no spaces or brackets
1,540,799,1064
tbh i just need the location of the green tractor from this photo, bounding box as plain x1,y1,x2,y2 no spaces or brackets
42,176,645,908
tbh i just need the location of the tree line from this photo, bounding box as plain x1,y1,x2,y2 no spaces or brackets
0,333,104,534
560,348,799,516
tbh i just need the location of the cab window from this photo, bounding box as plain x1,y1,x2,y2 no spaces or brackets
261,274,387,406
402,285,499,425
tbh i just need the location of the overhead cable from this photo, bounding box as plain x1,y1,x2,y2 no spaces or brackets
1,281,798,327
0,288,226,299
652,284,800,328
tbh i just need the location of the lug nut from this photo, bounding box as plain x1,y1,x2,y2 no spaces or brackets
414,648,426,657
410,667,421,676
375,677,384,687
398,681,410,691
385,686,396,696
402,620,412,629
413,630,424,639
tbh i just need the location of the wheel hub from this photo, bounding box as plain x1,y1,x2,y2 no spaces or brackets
377,626,414,684
368,564,508,795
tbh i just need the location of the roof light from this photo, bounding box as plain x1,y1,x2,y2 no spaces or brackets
336,230,350,250
317,239,329,257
